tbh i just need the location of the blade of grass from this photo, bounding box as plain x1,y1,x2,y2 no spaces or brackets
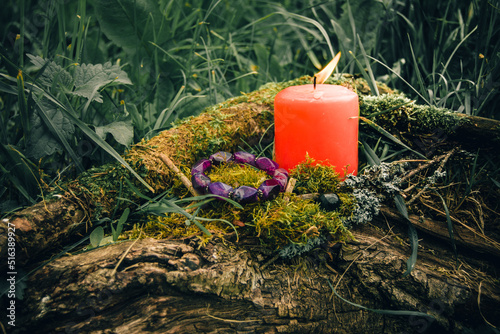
407,34,428,103
360,140,381,166
356,35,379,96
367,55,430,105
154,84,185,130
394,193,419,276
348,50,378,96
19,0,25,67
439,26,478,85
146,199,212,236
275,9,335,59
433,190,458,265
360,116,428,160
0,160,35,204
327,279,433,319
17,71,29,145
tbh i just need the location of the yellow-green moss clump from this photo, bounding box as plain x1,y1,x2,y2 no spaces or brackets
290,154,342,194
249,196,353,247
207,163,269,189
130,157,355,250
361,93,464,135
135,195,353,250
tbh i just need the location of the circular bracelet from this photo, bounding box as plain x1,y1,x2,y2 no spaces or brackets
190,151,289,204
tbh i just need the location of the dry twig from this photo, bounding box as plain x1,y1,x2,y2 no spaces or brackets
159,153,199,196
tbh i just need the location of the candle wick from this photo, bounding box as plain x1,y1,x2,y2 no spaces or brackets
314,76,316,89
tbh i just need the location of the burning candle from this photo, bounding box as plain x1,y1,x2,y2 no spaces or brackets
274,83,359,176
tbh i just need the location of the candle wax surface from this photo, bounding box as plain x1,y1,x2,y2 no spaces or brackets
274,84,359,176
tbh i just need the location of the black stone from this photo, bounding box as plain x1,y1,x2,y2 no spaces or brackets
318,193,341,211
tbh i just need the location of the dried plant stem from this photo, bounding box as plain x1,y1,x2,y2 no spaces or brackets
401,148,457,190
406,147,457,205
283,177,297,202
298,193,320,200
401,159,438,183
110,227,143,279
159,153,199,196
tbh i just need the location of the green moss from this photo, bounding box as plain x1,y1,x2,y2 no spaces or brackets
65,162,142,219
250,196,353,247
410,104,463,134
137,194,354,250
132,155,357,251
290,154,342,194
361,93,464,135
208,163,269,189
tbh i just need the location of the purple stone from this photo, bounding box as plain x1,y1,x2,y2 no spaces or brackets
273,168,289,178
257,179,281,201
273,172,288,192
232,186,259,204
209,151,233,165
208,182,234,198
191,173,211,193
255,157,279,175
233,151,256,167
191,159,212,175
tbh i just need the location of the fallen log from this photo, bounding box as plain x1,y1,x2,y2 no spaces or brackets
12,216,500,333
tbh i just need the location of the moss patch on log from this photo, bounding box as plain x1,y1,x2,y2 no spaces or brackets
129,159,355,250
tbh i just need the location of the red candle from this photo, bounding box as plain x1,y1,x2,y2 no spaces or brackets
274,84,359,176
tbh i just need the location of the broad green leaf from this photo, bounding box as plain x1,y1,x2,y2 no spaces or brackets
94,0,168,55
113,207,130,241
27,99,75,159
117,207,130,226
72,62,132,103
90,226,104,248
99,236,115,246
31,97,85,172
10,77,153,192
27,54,73,89
95,120,134,147
32,87,154,192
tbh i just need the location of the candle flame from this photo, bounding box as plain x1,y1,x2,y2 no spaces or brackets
314,51,341,86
